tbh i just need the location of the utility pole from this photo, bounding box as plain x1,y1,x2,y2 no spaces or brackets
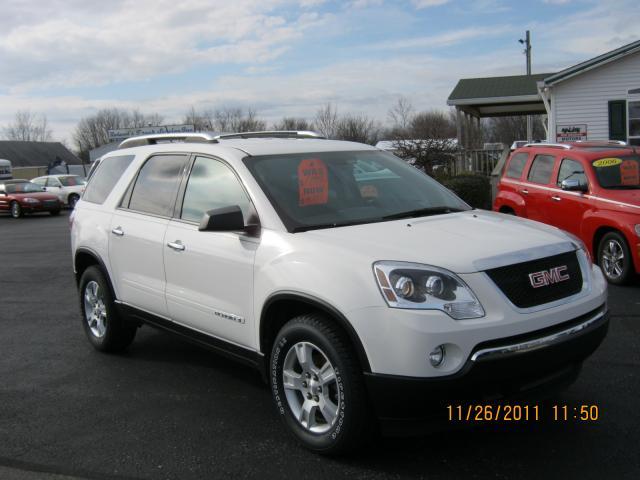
520,30,532,141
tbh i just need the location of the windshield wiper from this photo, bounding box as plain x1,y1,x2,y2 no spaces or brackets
382,206,464,220
291,219,379,233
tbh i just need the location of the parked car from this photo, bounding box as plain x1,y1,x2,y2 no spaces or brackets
32,174,87,208
0,180,62,218
0,159,12,180
494,141,640,284
71,131,608,454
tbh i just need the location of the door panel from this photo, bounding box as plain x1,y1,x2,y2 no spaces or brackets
524,154,556,223
109,210,170,316
164,222,257,347
164,155,258,348
546,158,590,237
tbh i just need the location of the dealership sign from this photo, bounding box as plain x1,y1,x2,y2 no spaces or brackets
108,124,195,142
556,124,587,142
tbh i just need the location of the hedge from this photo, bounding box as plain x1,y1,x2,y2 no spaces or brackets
440,174,491,210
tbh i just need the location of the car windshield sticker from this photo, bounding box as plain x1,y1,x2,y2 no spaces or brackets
620,160,639,185
592,157,622,168
359,184,378,198
298,158,328,206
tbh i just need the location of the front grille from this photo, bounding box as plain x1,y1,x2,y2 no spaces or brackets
486,251,583,308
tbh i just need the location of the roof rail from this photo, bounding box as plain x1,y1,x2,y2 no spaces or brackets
213,130,325,140
119,132,217,149
523,142,571,149
573,140,628,146
118,130,325,149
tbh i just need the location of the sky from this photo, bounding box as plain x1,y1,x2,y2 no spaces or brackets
1,0,639,145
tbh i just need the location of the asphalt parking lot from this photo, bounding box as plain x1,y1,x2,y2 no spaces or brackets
1,211,639,480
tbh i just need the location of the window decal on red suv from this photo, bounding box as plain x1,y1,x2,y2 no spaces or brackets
620,160,639,185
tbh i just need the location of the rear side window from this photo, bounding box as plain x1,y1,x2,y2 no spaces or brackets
83,155,134,204
128,155,187,217
506,153,528,178
527,154,555,184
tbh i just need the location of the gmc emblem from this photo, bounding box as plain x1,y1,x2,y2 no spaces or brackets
528,266,570,288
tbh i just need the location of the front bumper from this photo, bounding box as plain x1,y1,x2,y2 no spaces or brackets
22,200,61,213
364,306,608,428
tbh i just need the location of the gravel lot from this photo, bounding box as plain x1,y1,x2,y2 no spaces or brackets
1,211,639,480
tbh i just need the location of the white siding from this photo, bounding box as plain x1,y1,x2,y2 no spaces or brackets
552,51,640,141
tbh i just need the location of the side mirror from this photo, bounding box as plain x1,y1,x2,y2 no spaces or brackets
561,178,588,193
199,205,246,232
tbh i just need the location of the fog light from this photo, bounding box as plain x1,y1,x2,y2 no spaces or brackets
429,345,445,367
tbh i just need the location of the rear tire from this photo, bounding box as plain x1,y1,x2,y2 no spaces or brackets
79,266,137,352
270,313,370,454
10,201,22,218
598,231,634,285
68,194,79,209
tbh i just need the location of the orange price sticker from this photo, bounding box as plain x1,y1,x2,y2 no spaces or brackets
620,160,639,185
298,158,329,206
360,184,378,198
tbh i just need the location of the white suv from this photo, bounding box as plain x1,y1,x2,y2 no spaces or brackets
71,131,609,453
32,174,86,208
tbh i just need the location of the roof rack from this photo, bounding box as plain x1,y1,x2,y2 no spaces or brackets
573,140,628,146
523,142,571,149
118,130,325,149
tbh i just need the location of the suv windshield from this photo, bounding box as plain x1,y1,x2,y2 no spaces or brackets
591,155,640,189
244,150,469,232
58,175,86,186
5,182,43,193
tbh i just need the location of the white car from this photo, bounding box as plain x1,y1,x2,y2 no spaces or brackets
32,174,86,208
70,131,608,454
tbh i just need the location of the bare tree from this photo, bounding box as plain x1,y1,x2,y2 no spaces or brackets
388,96,414,131
185,107,267,132
313,103,339,139
73,108,164,160
335,114,380,145
3,110,53,142
271,117,311,131
391,110,457,175
486,115,545,145
183,106,214,131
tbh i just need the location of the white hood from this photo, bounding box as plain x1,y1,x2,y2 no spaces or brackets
302,210,575,274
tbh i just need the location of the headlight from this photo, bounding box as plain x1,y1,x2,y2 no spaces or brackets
562,230,592,264
23,197,40,203
373,261,485,320
635,224,640,238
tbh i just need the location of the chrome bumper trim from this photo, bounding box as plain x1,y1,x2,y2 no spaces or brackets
470,310,607,362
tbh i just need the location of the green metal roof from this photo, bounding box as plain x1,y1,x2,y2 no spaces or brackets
448,73,553,102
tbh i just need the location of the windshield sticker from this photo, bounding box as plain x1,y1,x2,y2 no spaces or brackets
298,159,328,206
359,184,378,198
620,160,639,185
593,157,622,168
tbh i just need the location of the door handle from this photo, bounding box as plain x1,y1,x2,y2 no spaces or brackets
167,241,185,251
551,195,561,202
111,226,124,236
521,189,529,195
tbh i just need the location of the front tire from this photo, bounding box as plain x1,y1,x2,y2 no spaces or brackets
270,313,369,454
79,266,137,352
598,231,634,285
10,201,22,218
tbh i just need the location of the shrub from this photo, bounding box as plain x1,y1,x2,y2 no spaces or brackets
440,174,491,209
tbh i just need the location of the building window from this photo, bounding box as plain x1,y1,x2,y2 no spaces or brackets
629,100,640,146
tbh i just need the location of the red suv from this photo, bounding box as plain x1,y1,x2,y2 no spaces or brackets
494,142,640,284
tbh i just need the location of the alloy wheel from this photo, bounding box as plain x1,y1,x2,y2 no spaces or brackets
282,341,340,434
601,239,625,280
84,280,107,338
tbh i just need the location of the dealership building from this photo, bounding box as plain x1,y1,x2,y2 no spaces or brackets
448,39,640,147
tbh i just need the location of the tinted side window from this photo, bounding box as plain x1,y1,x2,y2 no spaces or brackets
83,155,134,204
527,154,555,184
128,155,187,217
557,158,586,186
506,153,528,178
181,157,251,222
